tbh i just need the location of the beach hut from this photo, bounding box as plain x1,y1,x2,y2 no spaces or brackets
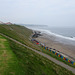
50,50,51,52
73,62,75,65
55,53,57,55
37,42,39,45
58,54,61,57
69,60,71,63
51,50,52,53
63,57,66,60
52,51,54,54
57,53,59,56
66,58,68,62
71,61,74,65
53,51,55,54
68,60,71,63
45,47,46,49
46,47,48,50
61,55,63,59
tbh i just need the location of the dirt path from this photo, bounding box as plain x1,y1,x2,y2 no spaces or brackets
0,33,75,74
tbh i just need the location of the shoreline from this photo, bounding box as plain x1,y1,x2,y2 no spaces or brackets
34,31,75,61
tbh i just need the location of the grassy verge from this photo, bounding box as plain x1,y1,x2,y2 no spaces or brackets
0,35,24,75
37,45,75,68
0,24,41,51
8,39,74,75
0,33,75,75
0,24,75,68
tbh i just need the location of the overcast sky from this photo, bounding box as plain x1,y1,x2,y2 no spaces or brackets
0,0,75,27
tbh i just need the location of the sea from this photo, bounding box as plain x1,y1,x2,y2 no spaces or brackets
24,25,75,46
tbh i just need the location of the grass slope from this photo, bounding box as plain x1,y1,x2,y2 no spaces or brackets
0,35,24,75
0,24,75,74
38,46,75,68
0,24,41,50
8,39,74,75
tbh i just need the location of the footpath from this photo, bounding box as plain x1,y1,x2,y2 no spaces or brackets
0,33,75,74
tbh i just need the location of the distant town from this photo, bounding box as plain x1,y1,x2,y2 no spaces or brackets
0,21,12,25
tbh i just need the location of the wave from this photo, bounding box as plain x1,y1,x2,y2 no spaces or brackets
26,26,75,41
41,29,75,41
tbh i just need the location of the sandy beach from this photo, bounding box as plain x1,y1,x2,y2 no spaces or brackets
35,33,75,61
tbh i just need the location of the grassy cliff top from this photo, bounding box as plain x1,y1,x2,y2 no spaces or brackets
0,35,74,75
0,24,75,75
0,24,41,50
0,35,23,75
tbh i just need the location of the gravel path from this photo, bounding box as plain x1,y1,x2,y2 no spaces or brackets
0,33,75,74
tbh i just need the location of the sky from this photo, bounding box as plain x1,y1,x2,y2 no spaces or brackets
0,0,75,27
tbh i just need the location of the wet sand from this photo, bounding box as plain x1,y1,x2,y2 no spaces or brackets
35,33,75,61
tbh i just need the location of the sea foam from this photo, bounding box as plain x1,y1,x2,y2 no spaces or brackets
28,27,75,41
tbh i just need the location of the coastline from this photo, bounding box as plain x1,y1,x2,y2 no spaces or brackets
34,32,75,61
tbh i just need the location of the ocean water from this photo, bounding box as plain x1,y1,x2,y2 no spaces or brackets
25,25,75,45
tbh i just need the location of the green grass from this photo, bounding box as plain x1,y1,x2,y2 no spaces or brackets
0,25,75,74
34,44,75,68
0,24,41,51
0,35,24,75
0,24,75,68
8,39,74,75
0,24,75,73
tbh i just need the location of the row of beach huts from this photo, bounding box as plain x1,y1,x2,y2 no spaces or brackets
31,39,75,66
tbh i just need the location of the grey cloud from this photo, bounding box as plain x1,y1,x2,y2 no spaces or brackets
0,0,75,27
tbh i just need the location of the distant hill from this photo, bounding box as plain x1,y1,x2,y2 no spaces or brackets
5,22,12,25
20,24,48,27
0,21,12,25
